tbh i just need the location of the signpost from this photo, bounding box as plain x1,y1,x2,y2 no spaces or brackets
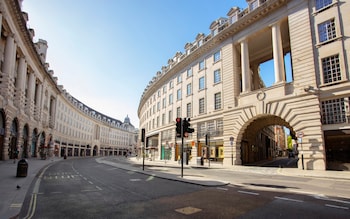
298,132,304,170
230,136,234,166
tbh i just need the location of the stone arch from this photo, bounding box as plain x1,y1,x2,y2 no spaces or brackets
236,114,296,165
31,128,39,157
9,118,19,159
93,145,98,156
39,131,46,159
22,124,29,158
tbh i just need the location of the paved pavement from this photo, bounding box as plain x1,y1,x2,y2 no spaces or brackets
0,157,60,219
1,156,350,219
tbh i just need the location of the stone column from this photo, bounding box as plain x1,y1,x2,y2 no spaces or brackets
35,83,43,120
272,21,286,83
240,39,251,92
2,35,16,101
15,57,27,108
27,72,36,115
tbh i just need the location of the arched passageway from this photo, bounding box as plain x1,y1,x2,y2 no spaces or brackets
240,115,297,167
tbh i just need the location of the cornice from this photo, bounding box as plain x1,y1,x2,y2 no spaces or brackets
4,0,60,92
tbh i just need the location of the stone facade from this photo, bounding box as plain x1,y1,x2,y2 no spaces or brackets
0,0,137,160
138,0,350,170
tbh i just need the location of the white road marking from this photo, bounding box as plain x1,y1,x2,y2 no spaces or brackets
10,203,22,208
217,187,228,191
275,196,303,203
325,204,349,210
130,179,141,182
313,195,350,205
238,190,259,196
88,181,93,184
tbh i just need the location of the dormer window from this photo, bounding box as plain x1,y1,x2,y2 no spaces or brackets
248,0,267,11
249,0,259,11
198,39,203,47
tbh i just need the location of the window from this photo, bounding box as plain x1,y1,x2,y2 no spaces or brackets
177,89,182,100
157,90,161,97
187,68,192,77
199,77,205,90
321,98,347,124
169,80,174,89
163,85,167,94
169,94,173,105
322,54,341,84
162,98,166,109
318,19,336,43
157,102,160,111
214,92,221,110
168,110,173,124
199,98,205,114
176,107,181,118
186,103,192,118
214,69,221,84
162,113,165,126
316,0,333,11
187,83,192,96
231,14,238,24
177,74,182,83
198,39,203,47
214,51,221,62
249,0,259,11
199,60,205,71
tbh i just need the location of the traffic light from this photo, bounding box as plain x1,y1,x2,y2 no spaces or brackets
183,118,194,137
141,128,145,142
176,118,182,137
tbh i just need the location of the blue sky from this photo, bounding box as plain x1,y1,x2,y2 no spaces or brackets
22,0,272,128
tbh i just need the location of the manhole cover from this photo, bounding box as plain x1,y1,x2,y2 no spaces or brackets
175,206,202,215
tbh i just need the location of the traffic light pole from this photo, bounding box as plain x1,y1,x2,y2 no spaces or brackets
181,119,184,178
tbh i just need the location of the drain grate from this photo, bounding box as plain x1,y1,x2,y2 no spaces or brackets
175,206,202,215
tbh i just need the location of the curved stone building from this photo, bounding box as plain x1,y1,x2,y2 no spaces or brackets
0,0,137,160
138,0,350,170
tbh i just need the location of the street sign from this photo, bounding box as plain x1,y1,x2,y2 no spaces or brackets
230,136,234,146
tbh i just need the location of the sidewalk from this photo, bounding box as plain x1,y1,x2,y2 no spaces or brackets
125,157,350,181
0,157,61,219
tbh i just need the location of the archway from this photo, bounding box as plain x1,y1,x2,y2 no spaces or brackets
31,129,39,157
93,145,98,156
22,124,29,158
39,132,46,159
239,115,297,167
9,119,19,160
0,110,5,160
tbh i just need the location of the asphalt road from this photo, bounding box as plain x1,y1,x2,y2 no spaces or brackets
19,157,350,219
